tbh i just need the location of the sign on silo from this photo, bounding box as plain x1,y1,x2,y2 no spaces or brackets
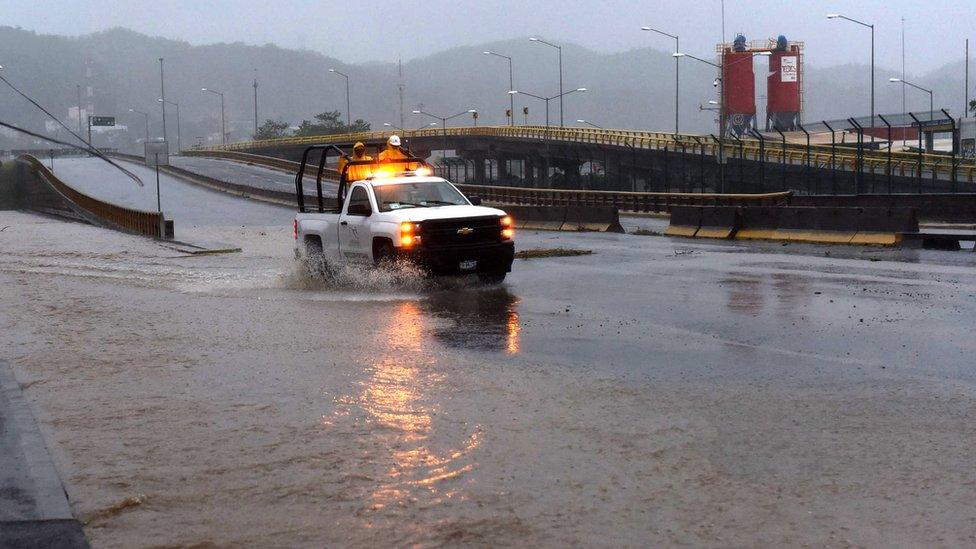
780,56,798,82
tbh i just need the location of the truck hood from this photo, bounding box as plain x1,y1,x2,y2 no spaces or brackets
393,204,508,222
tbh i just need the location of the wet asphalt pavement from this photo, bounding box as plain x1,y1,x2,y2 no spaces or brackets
3,158,976,546
51,157,294,237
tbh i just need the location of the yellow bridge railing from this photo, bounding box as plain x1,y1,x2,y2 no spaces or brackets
195,125,976,185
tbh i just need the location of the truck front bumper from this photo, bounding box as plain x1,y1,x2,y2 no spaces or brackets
398,241,515,276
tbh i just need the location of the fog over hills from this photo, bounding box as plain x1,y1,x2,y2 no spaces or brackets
1,26,970,151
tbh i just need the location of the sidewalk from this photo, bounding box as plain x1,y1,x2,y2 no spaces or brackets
0,360,88,548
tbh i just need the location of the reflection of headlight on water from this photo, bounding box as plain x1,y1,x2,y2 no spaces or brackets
506,306,521,354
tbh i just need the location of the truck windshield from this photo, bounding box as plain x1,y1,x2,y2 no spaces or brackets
374,181,470,211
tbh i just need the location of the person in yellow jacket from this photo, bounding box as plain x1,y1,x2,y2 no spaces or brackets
339,142,373,182
377,135,408,161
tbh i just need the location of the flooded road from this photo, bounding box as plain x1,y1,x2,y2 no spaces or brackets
2,209,976,547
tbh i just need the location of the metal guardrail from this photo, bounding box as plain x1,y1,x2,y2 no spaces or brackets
17,155,167,237
194,125,976,185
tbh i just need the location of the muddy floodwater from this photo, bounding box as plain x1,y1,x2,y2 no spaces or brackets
3,210,976,547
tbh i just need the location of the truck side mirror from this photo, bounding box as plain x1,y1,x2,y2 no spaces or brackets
469,196,482,205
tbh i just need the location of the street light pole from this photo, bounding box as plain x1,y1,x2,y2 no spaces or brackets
129,108,150,145
641,27,680,134
828,14,875,127
530,37,564,127
329,69,351,127
889,78,934,120
159,99,181,153
576,119,603,129
412,108,478,159
159,58,167,152
201,88,226,145
509,88,587,138
483,51,515,126
253,68,259,137
76,84,84,139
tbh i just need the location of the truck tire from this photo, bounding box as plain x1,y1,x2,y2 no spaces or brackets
477,272,507,284
304,238,329,277
373,240,395,267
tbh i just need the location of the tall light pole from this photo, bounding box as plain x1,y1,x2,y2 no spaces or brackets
889,78,934,120
129,108,150,145
201,88,226,145
641,26,679,134
529,37,564,126
329,68,351,127
483,51,515,126
76,84,84,138
412,108,477,159
253,68,259,137
576,119,602,129
509,88,587,135
158,99,181,153
828,13,874,127
159,58,167,152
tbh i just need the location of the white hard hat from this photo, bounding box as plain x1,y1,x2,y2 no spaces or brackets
388,135,401,147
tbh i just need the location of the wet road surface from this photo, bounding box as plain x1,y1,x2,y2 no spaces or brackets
170,155,340,196
3,177,976,545
51,157,294,237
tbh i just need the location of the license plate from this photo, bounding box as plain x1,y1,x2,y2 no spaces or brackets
459,260,478,271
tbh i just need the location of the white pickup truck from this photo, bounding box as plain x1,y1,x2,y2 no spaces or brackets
293,146,515,282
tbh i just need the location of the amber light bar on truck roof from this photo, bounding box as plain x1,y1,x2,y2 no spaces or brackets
367,166,434,180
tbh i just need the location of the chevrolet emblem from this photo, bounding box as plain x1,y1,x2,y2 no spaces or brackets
457,227,474,235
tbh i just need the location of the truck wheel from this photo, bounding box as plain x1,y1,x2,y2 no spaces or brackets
373,240,395,267
304,238,329,277
477,272,507,284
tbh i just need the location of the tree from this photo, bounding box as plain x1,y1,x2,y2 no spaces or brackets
295,111,371,136
970,99,976,115
254,119,290,140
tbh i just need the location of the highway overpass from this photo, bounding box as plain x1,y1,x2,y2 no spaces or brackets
195,124,976,196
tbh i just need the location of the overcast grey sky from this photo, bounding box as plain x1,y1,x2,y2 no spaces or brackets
5,0,974,73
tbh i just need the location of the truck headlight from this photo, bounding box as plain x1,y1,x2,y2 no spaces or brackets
500,216,514,240
400,222,420,247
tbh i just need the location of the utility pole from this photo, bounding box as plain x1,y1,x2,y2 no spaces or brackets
966,39,970,117
159,58,167,151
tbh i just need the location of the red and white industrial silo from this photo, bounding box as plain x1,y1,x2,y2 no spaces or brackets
766,36,803,131
722,35,757,136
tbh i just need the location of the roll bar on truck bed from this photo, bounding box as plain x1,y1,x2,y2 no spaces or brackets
294,144,431,213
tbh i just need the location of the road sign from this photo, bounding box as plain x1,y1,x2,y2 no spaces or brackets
145,141,169,167
89,116,115,127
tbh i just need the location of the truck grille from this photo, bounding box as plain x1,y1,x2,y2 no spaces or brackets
420,216,502,248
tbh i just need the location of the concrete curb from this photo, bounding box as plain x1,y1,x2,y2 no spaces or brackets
0,360,89,547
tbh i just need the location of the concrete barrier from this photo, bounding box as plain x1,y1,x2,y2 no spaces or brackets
664,206,702,237
735,206,916,246
5,155,170,238
666,206,918,246
563,205,624,233
849,208,918,246
500,204,623,233
696,207,739,239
